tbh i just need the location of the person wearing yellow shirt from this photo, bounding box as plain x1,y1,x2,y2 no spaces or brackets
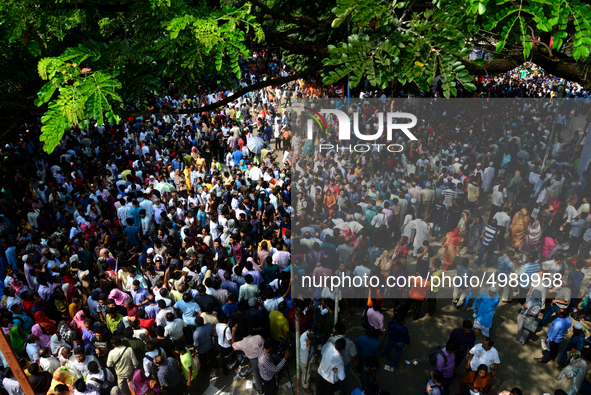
121,168,132,181
175,344,198,390
269,302,290,341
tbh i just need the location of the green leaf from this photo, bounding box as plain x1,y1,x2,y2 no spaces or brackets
463,82,477,91
496,40,506,52
573,45,590,61
478,2,486,15
36,83,57,106
332,18,344,28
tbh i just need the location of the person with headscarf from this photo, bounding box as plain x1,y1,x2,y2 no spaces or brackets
339,226,357,246
70,310,86,334
50,331,69,356
516,289,542,345
109,288,130,306
466,216,485,255
32,322,52,348
67,301,79,321
510,207,531,248
375,250,393,278
519,218,542,256
507,171,524,207
11,278,31,297
129,368,160,395
442,228,461,270
9,323,28,356
34,311,57,335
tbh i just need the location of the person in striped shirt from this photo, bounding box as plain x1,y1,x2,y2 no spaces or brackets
476,220,500,267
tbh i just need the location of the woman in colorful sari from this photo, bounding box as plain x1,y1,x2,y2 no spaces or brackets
442,228,461,270
375,250,394,278
466,216,485,255
391,236,409,268
323,189,337,218
457,211,471,248
129,369,160,395
540,232,556,259
339,226,357,246
519,218,542,256
47,366,77,395
510,207,531,248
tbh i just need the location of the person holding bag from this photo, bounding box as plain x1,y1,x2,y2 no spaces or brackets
516,289,542,345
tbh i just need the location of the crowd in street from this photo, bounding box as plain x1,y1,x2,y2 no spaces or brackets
0,53,590,395
291,65,591,395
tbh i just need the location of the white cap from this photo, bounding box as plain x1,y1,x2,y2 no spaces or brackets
147,248,155,254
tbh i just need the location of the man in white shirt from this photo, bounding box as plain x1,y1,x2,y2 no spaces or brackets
26,335,41,363
216,318,234,375
492,207,512,249
163,313,186,343
299,330,315,394
2,368,24,395
317,339,346,393
143,341,167,378
39,347,60,374
72,348,101,378
466,337,500,378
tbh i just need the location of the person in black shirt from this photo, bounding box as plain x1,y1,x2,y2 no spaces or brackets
415,241,434,277
91,328,111,366
99,271,116,295
153,326,175,359
430,196,447,239
447,199,464,232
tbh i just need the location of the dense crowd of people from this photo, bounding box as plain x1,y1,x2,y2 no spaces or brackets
0,55,589,395
291,66,591,394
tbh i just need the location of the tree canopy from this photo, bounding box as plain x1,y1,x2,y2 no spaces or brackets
1,0,590,152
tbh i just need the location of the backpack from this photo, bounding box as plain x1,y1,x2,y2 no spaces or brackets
361,308,370,328
91,368,115,395
428,346,447,367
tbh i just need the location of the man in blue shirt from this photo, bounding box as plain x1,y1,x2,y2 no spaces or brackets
131,281,150,307
496,250,517,302
124,218,141,247
231,147,243,166
383,315,411,367
355,326,380,374
534,308,571,363
174,293,201,327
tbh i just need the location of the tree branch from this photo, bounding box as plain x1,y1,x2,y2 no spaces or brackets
123,63,323,118
458,45,591,89
249,0,334,29
262,27,331,57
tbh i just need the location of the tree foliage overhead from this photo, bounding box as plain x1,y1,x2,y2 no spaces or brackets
1,0,591,152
